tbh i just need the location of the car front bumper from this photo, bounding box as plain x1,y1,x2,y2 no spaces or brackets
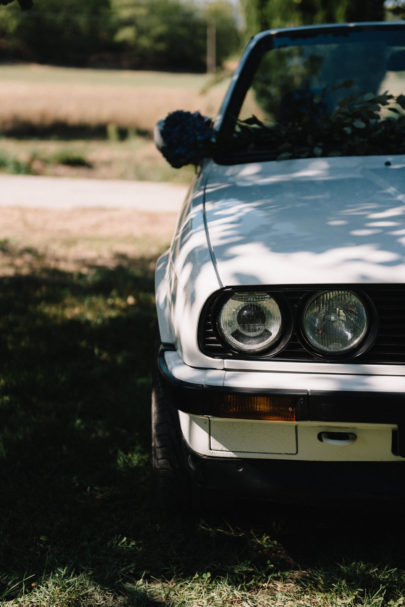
158,347,405,500
159,347,405,445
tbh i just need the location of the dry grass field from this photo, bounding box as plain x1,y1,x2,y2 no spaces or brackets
0,64,229,134
0,64,230,181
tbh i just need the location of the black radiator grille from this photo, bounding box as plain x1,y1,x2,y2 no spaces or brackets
199,285,405,364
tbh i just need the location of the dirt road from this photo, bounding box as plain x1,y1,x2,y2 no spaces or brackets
0,175,187,272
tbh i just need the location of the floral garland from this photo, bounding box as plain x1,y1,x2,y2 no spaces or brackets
155,91,405,167
231,91,405,160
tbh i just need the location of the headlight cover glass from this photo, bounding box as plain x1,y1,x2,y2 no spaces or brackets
219,292,282,353
302,290,368,354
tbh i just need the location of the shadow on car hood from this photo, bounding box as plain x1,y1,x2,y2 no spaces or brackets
203,156,405,286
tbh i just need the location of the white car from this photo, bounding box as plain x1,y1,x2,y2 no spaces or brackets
153,22,405,507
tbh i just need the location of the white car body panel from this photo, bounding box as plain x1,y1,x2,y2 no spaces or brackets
161,172,224,368
155,251,175,345
203,156,405,287
163,350,405,393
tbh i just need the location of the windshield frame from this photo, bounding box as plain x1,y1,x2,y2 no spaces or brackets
213,21,405,165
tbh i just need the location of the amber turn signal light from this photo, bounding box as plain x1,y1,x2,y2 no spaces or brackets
218,393,297,421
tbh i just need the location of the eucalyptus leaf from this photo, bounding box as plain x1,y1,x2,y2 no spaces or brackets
229,90,405,161
397,94,405,109
276,152,293,161
244,115,266,127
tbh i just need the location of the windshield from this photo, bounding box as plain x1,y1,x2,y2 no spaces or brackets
226,27,405,161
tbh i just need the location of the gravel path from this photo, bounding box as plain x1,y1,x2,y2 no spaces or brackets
0,174,187,212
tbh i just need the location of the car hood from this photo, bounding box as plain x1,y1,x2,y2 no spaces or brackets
203,156,405,286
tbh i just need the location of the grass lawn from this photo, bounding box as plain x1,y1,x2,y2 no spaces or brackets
0,137,195,183
0,207,404,606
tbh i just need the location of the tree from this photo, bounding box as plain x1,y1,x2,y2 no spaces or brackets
112,0,240,71
204,1,241,68
112,0,206,70
0,0,240,70
385,0,405,19
0,0,32,8
241,0,385,37
1,0,113,65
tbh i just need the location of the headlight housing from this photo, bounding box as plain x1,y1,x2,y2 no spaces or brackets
218,291,283,353
302,290,369,354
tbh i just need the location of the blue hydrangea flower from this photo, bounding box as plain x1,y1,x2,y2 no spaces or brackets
155,110,214,168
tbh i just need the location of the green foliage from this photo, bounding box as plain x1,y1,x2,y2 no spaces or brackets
204,0,241,67
51,150,92,167
0,0,112,65
112,0,206,71
231,89,405,160
0,0,32,9
111,0,241,71
0,0,241,71
241,0,385,38
0,150,32,174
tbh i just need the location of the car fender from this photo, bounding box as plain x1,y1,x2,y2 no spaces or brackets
155,250,175,345
155,168,223,367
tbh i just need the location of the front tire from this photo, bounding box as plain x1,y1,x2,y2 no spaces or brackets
151,365,190,513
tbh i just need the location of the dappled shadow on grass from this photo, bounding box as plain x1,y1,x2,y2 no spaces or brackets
0,247,404,605
0,253,158,602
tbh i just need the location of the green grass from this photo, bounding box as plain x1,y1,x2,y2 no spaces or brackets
0,237,404,606
50,150,92,168
0,149,32,175
0,137,195,182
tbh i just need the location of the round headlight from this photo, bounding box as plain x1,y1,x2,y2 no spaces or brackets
302,290,368,355
219,292,282,353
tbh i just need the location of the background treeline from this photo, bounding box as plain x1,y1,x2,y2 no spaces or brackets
1,0,404,72
0,0,241,71
242,0,405,36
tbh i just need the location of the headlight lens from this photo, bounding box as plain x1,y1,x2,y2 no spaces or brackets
219,292,282,353
302,290,368,354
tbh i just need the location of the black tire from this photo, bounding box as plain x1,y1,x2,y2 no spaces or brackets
151,365,190,513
